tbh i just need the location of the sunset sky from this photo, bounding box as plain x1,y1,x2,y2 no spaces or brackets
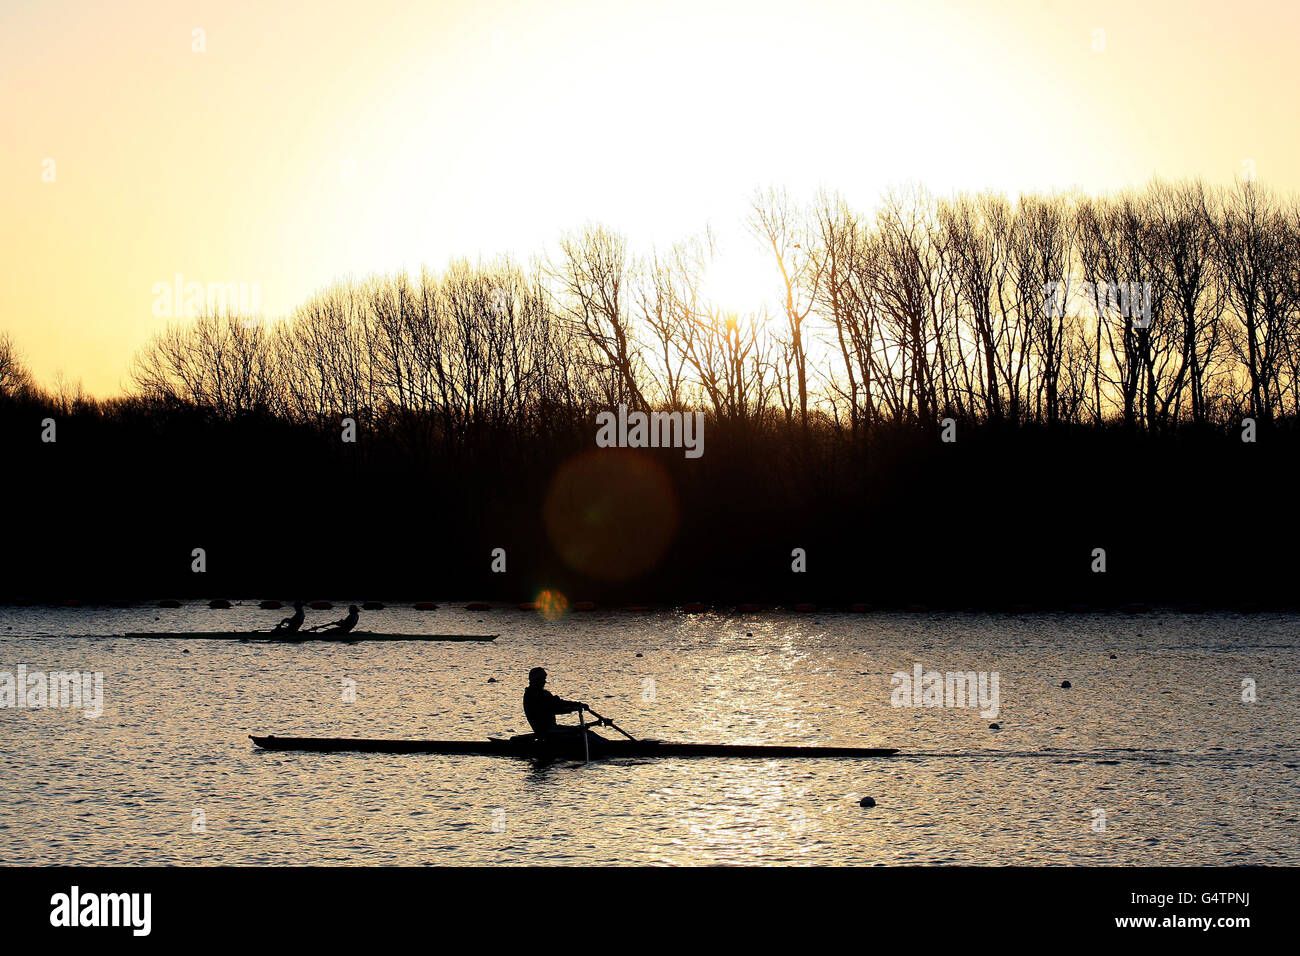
3,0,1298,395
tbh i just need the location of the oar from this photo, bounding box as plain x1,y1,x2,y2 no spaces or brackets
582,707,638,742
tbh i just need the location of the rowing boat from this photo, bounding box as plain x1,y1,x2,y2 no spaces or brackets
249,734,898,759
121,632,498,642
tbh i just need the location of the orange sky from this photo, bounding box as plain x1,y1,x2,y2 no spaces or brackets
2,0,1298,395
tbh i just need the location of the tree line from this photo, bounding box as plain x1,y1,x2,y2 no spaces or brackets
75,179,1297,440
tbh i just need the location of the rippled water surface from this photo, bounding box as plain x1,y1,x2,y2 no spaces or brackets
2,606,1297,865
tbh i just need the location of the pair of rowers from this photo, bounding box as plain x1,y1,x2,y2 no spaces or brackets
271,602,360,638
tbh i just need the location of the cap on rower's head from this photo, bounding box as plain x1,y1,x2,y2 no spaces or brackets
528,666,547,683
349,605,358,612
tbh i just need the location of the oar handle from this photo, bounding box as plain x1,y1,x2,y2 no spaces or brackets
581,706,637,742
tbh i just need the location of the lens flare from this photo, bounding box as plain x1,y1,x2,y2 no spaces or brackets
535,589,569,621
543,449,680,582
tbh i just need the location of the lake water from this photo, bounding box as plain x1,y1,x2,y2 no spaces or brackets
1,605,1297,865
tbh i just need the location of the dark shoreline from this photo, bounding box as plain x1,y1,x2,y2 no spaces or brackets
2,600,1293,613
6,392,1298,608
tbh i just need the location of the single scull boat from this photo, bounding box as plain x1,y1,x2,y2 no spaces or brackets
249,733,898,760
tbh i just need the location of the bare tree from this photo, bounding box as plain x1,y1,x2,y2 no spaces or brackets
750,187,821,428
0,333,35,399
132,312,276,417
550,225,647,409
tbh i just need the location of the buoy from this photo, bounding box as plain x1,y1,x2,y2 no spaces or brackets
259,600,283,610
858,797,876,808
487,677,497,683
413,602,438,611
1109,653,1117,659
989,722,1001,730
1060,680,1072,689
362,601,385,610
208,599,232,609
635,653,643,658
465,602,491,611
746,632,753,637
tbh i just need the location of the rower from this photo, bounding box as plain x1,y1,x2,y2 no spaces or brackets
321,604,360,634
523,667,606,740
272,601,306,634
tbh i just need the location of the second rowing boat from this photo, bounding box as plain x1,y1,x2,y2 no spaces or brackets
120,631,498,642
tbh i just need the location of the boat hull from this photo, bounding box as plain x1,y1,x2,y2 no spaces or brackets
121,632,497,642
249,735,898,759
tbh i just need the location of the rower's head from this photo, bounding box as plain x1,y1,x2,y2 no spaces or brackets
528,666,547,687
348,605,358,613
293,601,304,610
